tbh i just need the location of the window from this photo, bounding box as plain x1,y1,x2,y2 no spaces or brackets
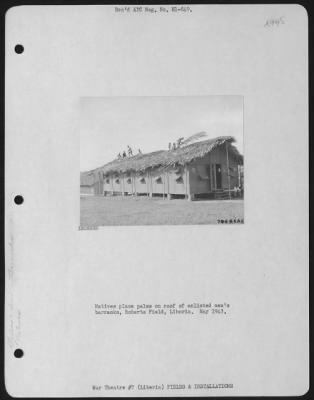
127,178,132,184
155,176,162,184
176,176,184,183
140,177,146,184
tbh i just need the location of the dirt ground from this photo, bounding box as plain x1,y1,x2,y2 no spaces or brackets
80,195,244,226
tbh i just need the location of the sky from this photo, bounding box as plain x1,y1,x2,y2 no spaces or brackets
80,96,243,171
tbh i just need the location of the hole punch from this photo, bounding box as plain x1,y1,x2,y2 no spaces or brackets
14,349,24,358
14,195,24,205
14,44,24,54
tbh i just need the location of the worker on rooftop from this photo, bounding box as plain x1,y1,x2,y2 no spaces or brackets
177,137,184,148
127,145,133,157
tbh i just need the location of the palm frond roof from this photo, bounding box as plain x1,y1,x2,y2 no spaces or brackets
83,136,242,176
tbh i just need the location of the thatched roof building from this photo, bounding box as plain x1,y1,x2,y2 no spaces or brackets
81,136,243,200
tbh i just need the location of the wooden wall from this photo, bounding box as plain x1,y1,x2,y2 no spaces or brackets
188,144,240,195
103,169,188,196
80,186,95,195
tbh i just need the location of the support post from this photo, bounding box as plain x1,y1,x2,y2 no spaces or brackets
226,142,231,200
131,174,134,195
163,173,165,199
185,167,188,199
186,166,192,200
213,164,216,190
121,176,125,197
149,173,153,197
134,174,137,196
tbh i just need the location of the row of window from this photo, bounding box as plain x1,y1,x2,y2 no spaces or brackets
104,176,184,185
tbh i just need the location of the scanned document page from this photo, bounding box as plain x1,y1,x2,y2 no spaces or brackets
5,5,308,397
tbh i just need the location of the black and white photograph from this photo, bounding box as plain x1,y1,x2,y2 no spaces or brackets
80,96,244,226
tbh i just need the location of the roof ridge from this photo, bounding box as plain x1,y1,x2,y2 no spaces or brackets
82,136,240,175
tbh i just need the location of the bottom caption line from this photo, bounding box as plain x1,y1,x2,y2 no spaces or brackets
92,383,234,392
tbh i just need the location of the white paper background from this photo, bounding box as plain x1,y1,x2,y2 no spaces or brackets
5,4,308,397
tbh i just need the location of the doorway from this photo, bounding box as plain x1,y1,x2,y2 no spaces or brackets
215,164,222,189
